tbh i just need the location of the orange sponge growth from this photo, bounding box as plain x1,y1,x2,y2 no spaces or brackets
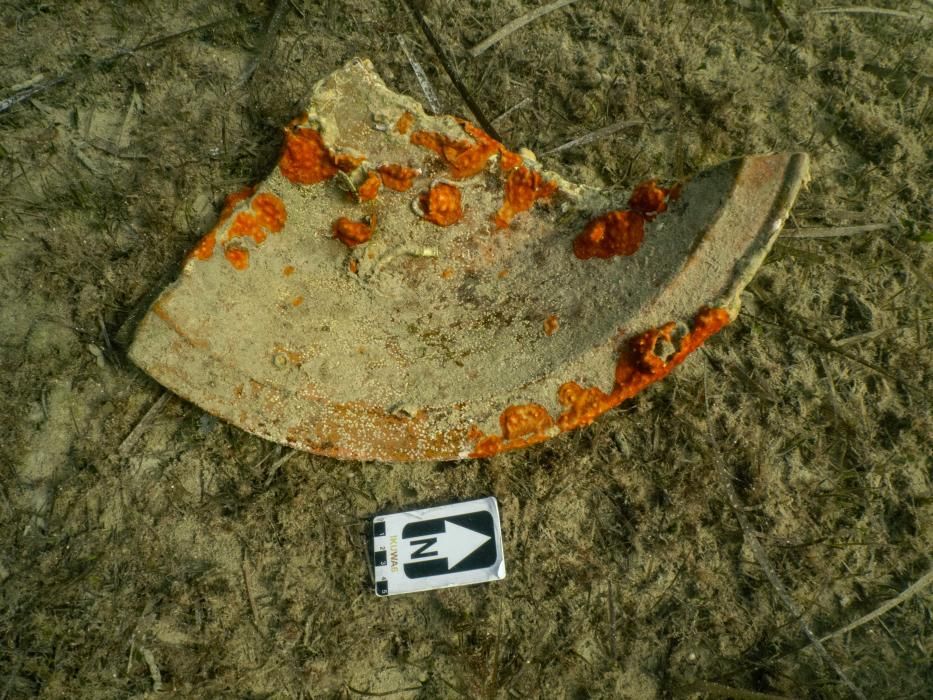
500,403,554,440
279,123,364,185
419,182,463,226
187,185,257,263
410,123,499,179
573,210,645,259
377,164,419,192
573,180,678,260
333,216,374,248
228,212,268,245
357,172,382,201
280,127,339,184
494,166,558,228
469,307,731,457
223,245,249,271
628,180,677,219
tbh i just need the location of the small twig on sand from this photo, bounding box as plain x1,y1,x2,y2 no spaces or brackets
263,448,296,488
235,0,290,88
491,96,532,125
397,35,442,115
815,566,933,644
543,120,642,156
138,646,162,693
469,0,578,57
119,391,170,455
0,16,243,115
401,0,502,141
241,550,266,639
345,683,425,697
782,223,891,238
812,6,928,21
674,679,793,699
703,373,867,700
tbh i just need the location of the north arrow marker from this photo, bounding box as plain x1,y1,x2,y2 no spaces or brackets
407,520,492,569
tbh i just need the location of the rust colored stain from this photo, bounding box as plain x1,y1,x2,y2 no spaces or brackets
283,394,474,461
395,111,414,134
291,296,304,307
494,166,558,228
333,216,374,247
224,245,249,270
348,258,359,274
469,307,731,457
573,210,645,259
377,164,419,191
544,315,559,336
283,265,295,276
419,182,463,226
151,300,209,349
441,267,454,279
357,171,381,201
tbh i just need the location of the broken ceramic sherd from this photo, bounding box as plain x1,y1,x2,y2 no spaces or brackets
128,58,809,461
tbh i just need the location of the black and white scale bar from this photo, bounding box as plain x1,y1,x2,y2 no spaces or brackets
372,497,505,596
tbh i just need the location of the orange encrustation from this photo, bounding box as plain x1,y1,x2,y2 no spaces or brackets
252,192,287,232
573,210,645,259
469,307,731,457
333,216,374,248
410,125,498,179
191,231,217,261
498,149,523,171
223,245,249,271
279,126,339,184
410,118,527,183
395,111,414,134
228,212,267,245
627,179,672,219
418,182,463,226
279,124,364,185
283,265,295,276
220,185,257,220
494,165,558,228
357,171,382,201
544,315,559,336
186,185,257,263
573,180,678,260
377,164,419,192
500,403,554,440
218,192,288,269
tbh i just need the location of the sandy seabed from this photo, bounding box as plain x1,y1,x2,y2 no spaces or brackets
1,1,930,698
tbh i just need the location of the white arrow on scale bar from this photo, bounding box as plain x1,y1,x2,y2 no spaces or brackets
406,520,491,569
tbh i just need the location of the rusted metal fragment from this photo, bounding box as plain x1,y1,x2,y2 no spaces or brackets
128,58,809,461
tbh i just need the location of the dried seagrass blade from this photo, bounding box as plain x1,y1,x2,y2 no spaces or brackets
128,58,809,461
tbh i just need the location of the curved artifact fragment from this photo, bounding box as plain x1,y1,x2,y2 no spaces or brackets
128,58,809,461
